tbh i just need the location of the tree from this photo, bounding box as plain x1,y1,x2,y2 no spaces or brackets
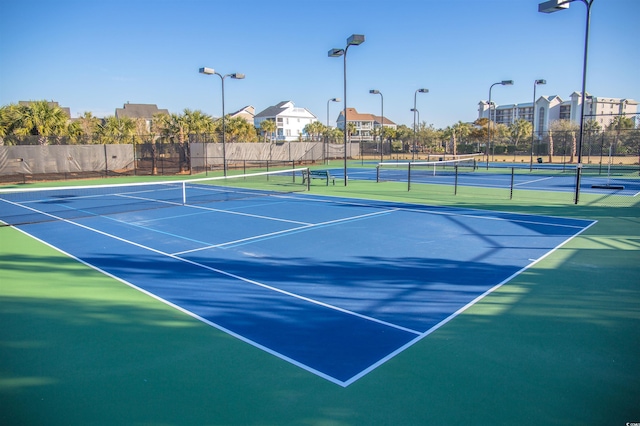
394,124,413,152
225,116,258,142
184,109,213,134
608,115,634,154
549,119,579,162
346,122,357,142
97,115,136,144
73,112,101,143
444,121,473,155
303,121,326,141
260,119,276,142
6,101,69,145
508,118,532,147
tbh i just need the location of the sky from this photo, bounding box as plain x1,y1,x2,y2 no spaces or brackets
1,0,638,130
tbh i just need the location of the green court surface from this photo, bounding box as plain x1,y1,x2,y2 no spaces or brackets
1,170,639,425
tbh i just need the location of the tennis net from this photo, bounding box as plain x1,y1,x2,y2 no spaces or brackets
0,168,308,226
377,157,478,188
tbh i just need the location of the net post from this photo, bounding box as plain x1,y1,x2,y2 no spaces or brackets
407,163,411,191
376,165,380,183
510,167,515,200
454,165,458,195
182,181,187,205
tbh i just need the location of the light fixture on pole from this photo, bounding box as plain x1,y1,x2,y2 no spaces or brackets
329,34,365,186
369,90,384,163
486,80,513,169
539,0,593,204
413,89,429,161
326,97,340,165
199,67,245,177
530,79,546,170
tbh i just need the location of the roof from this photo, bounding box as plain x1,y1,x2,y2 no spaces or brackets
19,100,71,118
254,101,292,118
339,108,396,125
115,103,169,119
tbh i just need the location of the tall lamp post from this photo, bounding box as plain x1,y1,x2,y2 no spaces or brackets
369,90,384,163
410,108,420,156
539,0,594,204
326,97,341,165
413,89,429,161
329,34,365,186
199,67,245,177
486,80,514,169
530,79,546,170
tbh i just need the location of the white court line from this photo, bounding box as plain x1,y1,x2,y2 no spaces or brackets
341,218,599,387
287,192,592,230
4,192,599,386
6,197,421,340
513,175,555,187
173,207,399,255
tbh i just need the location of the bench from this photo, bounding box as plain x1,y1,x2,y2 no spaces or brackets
304,169,335,186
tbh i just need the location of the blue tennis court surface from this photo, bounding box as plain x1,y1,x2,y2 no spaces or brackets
1,190,596,386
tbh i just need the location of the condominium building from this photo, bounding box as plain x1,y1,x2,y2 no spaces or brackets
336,107,397,142
478,92,638,133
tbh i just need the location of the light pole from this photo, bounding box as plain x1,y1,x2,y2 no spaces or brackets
410,108,420,156
329,34,365,186
530,79,546,170
369,90,384,163
199,67,245,177
413,89,429,161
539,0,594,204
326,97,340,164
486,80,513,169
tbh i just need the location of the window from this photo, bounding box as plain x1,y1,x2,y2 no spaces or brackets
538,107,545,132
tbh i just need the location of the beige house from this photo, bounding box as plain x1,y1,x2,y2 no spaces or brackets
336,107,397,143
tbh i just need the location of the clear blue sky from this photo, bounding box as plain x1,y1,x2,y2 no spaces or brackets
1,0,638,129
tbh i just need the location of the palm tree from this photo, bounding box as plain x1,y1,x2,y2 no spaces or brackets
550,119,579,163
225,116,258,142
183,109,214,142
9,101,69,145
98,115,136,144
509,118,532,147
303,121,325,141
260,119,276,143
444,121,473,156
346,122,357,142
608,115,634,155
154,113,190,172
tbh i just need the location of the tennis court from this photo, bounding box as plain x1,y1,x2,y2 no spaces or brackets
0,169,594,386
347,158,640,196
2,166,639,425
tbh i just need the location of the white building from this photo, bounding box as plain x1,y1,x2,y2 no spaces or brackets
336,107,397,142
254,101,317,142
478,93,638,133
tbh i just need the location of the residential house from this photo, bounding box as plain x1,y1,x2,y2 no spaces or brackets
229,105,255,126
254,101,317,142
336,108,397,143
115,103,169,132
